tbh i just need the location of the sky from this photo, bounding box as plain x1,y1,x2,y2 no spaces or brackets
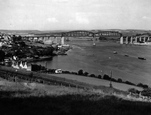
0,0,151,30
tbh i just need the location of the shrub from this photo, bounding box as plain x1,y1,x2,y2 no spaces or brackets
71,72,78,75
141,88,151,96
48,69,55,73
125,81,135,86
128,88,139,94
62,71,70,74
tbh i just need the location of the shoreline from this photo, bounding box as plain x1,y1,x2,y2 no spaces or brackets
21,56,53,62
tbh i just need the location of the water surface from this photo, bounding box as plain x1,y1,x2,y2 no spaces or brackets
35,40,151,86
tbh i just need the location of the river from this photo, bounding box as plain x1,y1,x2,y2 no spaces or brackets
35,39,151,86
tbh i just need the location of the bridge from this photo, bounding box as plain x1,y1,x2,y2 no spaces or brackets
21,30,121,44
120,34,151,44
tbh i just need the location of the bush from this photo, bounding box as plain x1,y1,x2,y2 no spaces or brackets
48,69,56,73
128,88,140,94
141,89,151,96
125,81,135,86
71,72,78,75
62,71,70,74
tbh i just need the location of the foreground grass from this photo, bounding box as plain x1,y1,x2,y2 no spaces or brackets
0,91,151,115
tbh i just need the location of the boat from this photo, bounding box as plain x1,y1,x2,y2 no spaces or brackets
138,57,146,60
113,51,117,54
57,51,67,55
124,54,129,57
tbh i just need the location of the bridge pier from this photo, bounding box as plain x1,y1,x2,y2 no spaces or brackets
54,37,58,44
125,37,128,44
61,37,65,45
120,36,123,44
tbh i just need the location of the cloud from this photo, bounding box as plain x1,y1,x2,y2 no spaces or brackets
69,19,74,23
47,17,58,23
75,16,89,24
142,16,150,20
52,0,69,3
69,12,89,24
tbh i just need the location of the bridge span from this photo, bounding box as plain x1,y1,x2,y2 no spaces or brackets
21,30,121,44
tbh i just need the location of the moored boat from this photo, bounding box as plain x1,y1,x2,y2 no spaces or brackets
138,57,146,60
113,51,117,54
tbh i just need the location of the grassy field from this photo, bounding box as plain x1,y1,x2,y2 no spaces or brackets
1,77,151,115
51,74,143,91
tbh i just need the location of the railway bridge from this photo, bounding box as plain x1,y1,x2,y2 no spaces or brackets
21,30,121,44
120,34,151,44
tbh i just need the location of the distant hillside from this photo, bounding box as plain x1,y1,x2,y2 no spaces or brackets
119,29,151,36
1,29,151,36
0,30,41,35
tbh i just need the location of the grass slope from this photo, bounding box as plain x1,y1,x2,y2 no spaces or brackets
0,91,151,115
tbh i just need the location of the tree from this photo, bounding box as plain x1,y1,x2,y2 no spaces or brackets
0,50,5,61
18,35,22,41
78,69,83,75
111,78,117,82
103,74,110,80
141,88,151,96
125,81,135,86
83,72,89,76
98,75,102,79
117,78,122,83
99,36,107,40
128,88,139,94
89,74,96,78
137,83,148,89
